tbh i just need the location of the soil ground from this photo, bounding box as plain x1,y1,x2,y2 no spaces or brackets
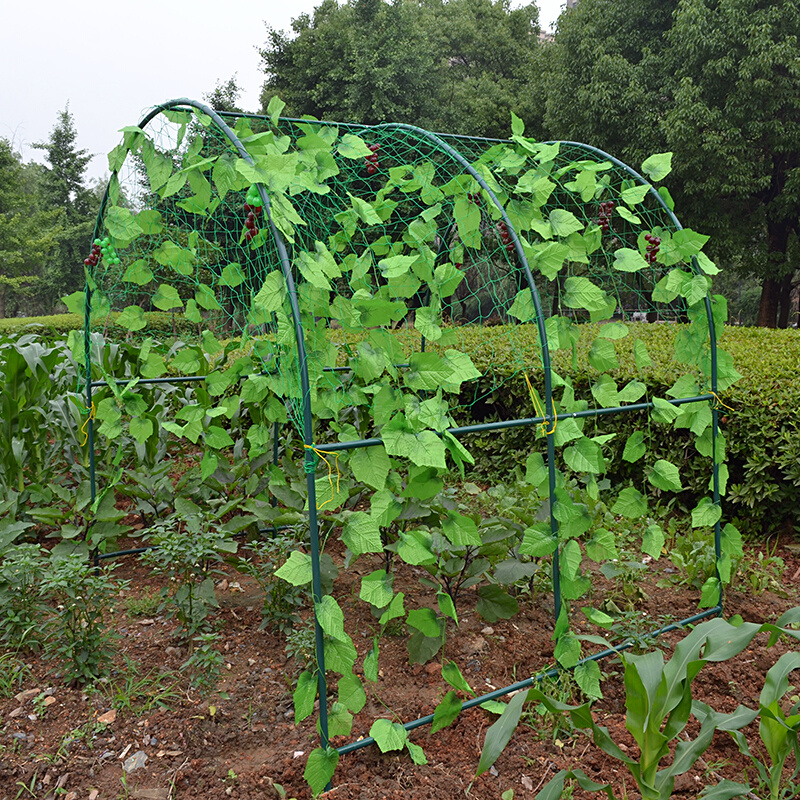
2,527,799,800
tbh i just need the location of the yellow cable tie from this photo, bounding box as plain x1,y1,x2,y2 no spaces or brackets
709,391,734,414
304,444,341,510
524,373,557,436
80,401,96,447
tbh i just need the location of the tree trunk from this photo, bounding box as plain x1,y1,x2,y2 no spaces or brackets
756,219,792,327
0,285,5,320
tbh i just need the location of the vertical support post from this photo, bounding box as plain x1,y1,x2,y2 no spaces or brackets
305,454,329,749
547,431,561,618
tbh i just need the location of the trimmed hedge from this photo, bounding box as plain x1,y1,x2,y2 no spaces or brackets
0,312,198,339
445,323,800,539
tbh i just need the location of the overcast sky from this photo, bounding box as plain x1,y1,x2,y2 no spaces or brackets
1,0,567,183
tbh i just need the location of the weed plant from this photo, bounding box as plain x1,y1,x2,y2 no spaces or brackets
181,632,225,691
42,553,124,685
141,507,237,641
237,535,308,634
0,543,50,652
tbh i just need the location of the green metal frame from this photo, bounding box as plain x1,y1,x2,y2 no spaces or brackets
84,99,723,772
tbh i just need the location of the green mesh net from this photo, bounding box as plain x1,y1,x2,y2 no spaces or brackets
86,102,696,443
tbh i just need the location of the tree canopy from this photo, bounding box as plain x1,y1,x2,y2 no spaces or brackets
542,0,800,327
259,0,543,139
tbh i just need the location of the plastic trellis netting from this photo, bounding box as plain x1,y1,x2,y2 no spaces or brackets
81,98,734,786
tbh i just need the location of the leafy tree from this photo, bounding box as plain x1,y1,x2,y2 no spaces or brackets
543,0,800,327
32,105,98,309
542,0,675,167
258,0,544,138
260,0,441,125
204,75,244,114
426,0,544,138
664,0,800,327
0,139,59,318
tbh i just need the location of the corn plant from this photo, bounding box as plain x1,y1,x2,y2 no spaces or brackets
477,611,800,800
698,651,800,800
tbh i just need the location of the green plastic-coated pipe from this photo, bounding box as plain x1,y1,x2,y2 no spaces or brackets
335,604,722,756
311,394,715,453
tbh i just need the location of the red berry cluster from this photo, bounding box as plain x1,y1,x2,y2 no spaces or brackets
83,237,119,269
497,221,515,255
243,202,262,242
365,144,381,175
644,233,661,264
597,200,615,233
467,192,481,204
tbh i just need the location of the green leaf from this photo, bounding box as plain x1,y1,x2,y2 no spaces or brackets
360,570,393,608
574,661,603,699
649,459,683,493
692,497,721,528
116,305,147,332
104,206,141,243
347,192,382,225
337,133,372,159
477,689,529,776
205,425,234,449
275,551,312,586
530,241,570,280
379,592,406,625
304,747,339,795
442,512,481,547
407,607,442,638
620,184,650,205
510,111,524,137
634,339,652,369
316,595,347,641
651,397,679,423
220,262,246,287
442,661,473,695
431,690,462,734
267,94,286,126
363,640,379,682
622,431,646,463
397,529,436,566
122,260,153,285
342,511,382,558
151,283,182,311
154,240,195,275
613,248,647,273
520,524,557,557
699,577,721,608
612,487,647,518
588,339,619,371
477,585,519,623
338,672,366,714
564,437,604,474
454,196,482,248
128,415,153,444
642,523,665,559
548,208,583,237
370,719,407,753
294,670,317,722
350,446,390,490
563,277,607,312
253,270,286,313
641,152,673,182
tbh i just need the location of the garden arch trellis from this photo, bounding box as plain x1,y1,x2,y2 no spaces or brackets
82,98,733,787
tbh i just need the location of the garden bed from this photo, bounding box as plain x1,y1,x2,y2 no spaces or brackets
1,525,798,800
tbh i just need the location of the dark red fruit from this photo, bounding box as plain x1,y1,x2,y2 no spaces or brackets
367,165,376,175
